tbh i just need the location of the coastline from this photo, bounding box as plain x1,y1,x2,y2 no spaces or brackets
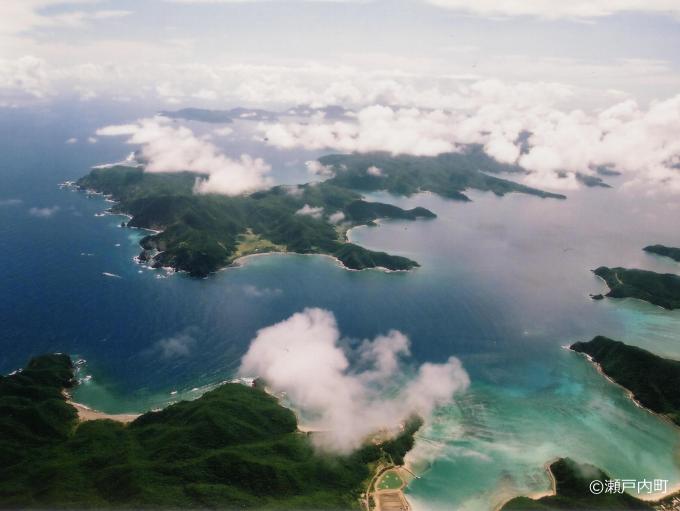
569,346,680,429
68,399,140,423
72,181,417,277
493,459,557,511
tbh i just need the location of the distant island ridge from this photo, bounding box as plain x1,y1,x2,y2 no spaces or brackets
158,105,354,123
76,147,565,278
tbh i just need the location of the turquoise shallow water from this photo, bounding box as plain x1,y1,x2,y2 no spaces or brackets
1,102,679,510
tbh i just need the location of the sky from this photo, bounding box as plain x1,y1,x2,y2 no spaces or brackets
2,0,680,107
1,1,680,193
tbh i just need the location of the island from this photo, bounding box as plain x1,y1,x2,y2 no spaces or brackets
77,149,562,278
77,165,436,276
158,107,278,123
0,354,421,509
501,458,654,510
503,337,680,510
644,245,680,263
592,267,680,310
318,149,567,201
570,336,680,426
159,105,353,123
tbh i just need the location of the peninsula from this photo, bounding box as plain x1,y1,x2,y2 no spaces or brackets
0,354,420,509
501,458,654,510
319,149,567,201
644,245,680,263
77,165,434,276
77,149,563,278
592,267,680,310
570,336,680,426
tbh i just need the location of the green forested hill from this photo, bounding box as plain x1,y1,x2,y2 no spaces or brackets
78,166,432,276
571,336,680,425
319,150,567,201
502,458,653,510
593,267,680,310
0,354,420,509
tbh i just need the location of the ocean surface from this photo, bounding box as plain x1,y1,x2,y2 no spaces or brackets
2,102,680,511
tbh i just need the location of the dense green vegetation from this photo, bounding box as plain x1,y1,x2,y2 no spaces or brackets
593,267,680,310
77,147,563,277
1,354,422,509
644,245,680,263
78,166,432,276
571,336,680,425
502,458,653,510
319,150,567,201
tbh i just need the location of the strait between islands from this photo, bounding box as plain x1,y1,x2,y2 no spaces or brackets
502,336,680,510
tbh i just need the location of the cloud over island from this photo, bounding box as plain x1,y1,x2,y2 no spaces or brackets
239,308,470,453
96,117,272,196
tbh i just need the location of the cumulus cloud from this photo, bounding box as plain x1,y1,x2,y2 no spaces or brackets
239,308,470,452
305,160,335,178
329,211,346,224
367,165,383,176
212,126,234,137
65,137,78,144
28,205,60,218
295,204,324,218
425,0,680,19
96,117,273,195
0,56,51,105
261,88,680,193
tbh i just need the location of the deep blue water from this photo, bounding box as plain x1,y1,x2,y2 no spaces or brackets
2,102,680,510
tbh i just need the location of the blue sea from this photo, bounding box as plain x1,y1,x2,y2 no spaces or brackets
2,101,680,510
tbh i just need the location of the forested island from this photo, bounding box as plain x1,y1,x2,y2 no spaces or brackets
77,149,561,277
503,336,680,510
644,245,680,263
77,165,434,276
570,336,680,426
319,150,566,201
0,354,420,509
592,267,680,310
501,458,655,510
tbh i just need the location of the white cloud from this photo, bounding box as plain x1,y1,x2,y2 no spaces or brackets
295,204,324,218
47,9,132,28
367,165,383,176
239,308,470,452
305,160,335,178
65,137,77,144
329,211,345,224
0,56,51,105
0,1,131,37
424,0,680,19
87,136,97,144
96,117,273,196
29,205,60,218
261,87,680,193
212,126,234,137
